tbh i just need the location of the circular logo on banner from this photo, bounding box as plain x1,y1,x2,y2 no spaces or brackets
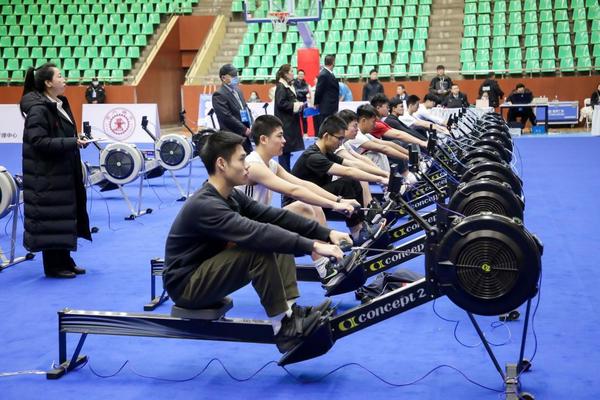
103,108,136,141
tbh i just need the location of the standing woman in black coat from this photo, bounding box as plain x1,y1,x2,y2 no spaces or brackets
19,63,92,278
274,64,305,172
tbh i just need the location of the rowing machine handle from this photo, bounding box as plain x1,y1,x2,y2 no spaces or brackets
408,144,420,173
141,115,158,142
427,131,438,154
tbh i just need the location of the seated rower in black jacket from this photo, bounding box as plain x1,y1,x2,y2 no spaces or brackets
163,130,348,353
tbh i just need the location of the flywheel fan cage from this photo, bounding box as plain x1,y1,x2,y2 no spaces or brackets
0,167,18,219
156,135,193,170
100,143,144,185
454,237,519,300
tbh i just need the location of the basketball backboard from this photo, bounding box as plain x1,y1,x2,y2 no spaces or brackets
242,0,322,24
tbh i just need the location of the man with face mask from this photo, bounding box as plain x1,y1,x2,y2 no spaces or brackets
85,78,106,104
212,64,253,153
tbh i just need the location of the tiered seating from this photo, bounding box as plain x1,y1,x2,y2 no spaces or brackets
232,0,432,81
461,0,600,76
0,0,198,84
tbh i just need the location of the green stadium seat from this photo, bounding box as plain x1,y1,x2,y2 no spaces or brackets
464,26,477,38
407,64,422,77
119,58,132,71
476,49,490,61
478,2,491,13
555,10,568,21
328,31,341,42
525,47,540,60
574,32,589,45
592,31,600,44
494,1,507,13
402,17,414,29
390,6,402,17
577,57,592,71
573,20,588,33
477,14,490,25
371,29,384,41
541,34,555,47
575,45,590,58
540,22,554,34
462,37,475,49
525,58,541,73
539,10,553,22
539,0,553,9
474,61,489,74
401,29,415,40
353,41,366,54
524,24,538,35
45,48,58,59
509,24,522,36
87,47,100,58
412,39,426,52
477,25,491,37
493,25,506,37
415,28,427,40
541,47,556,60
461,62,476,75
555,0,568,8
393,64,407,77
593,20,600,32
460,50,474,62
508,13,521,24
344,20,357,31
558,46,573,59
491,60,506,72
492,36,506,48
349,54,363,66
385,29,399,41
416,16,429,28
465,3,476,14
508,60,522,74
476,37,490,49
506,36,520,48
6,59,19,71
560,57,575,72
493,12,506,24
524,35,538,48
508,0,522,12
508,48,522,61
492,48,506,61
11,70,25,83
346,66,360,79
524,0,537,11
356,30,369,42
410,52,424,64
556,33,571,46
396,52,409,65
12,37,25,48
594,45,600,57
365,53,378,65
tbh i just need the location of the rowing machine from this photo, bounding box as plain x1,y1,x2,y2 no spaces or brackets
0,167,35,271
47,208,542,400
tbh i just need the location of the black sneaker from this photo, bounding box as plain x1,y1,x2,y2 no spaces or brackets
291,299,332,318
274,310,322,354
319,260,342,285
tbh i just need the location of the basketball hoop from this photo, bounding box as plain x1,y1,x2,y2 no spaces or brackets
269,11,289,32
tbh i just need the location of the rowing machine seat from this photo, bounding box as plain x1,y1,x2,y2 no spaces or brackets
171,297,233,320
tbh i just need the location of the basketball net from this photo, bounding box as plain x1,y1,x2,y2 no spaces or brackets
269,11,289,32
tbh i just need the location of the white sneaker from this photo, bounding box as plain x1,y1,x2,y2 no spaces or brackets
404,171,418,186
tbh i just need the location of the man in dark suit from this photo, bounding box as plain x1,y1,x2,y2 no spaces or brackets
313,55,340,132
212,64,253,153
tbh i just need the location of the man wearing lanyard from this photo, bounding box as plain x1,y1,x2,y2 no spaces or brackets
212,64,253,153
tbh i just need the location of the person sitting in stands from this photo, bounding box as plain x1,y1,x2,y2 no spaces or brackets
163,130,348,353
